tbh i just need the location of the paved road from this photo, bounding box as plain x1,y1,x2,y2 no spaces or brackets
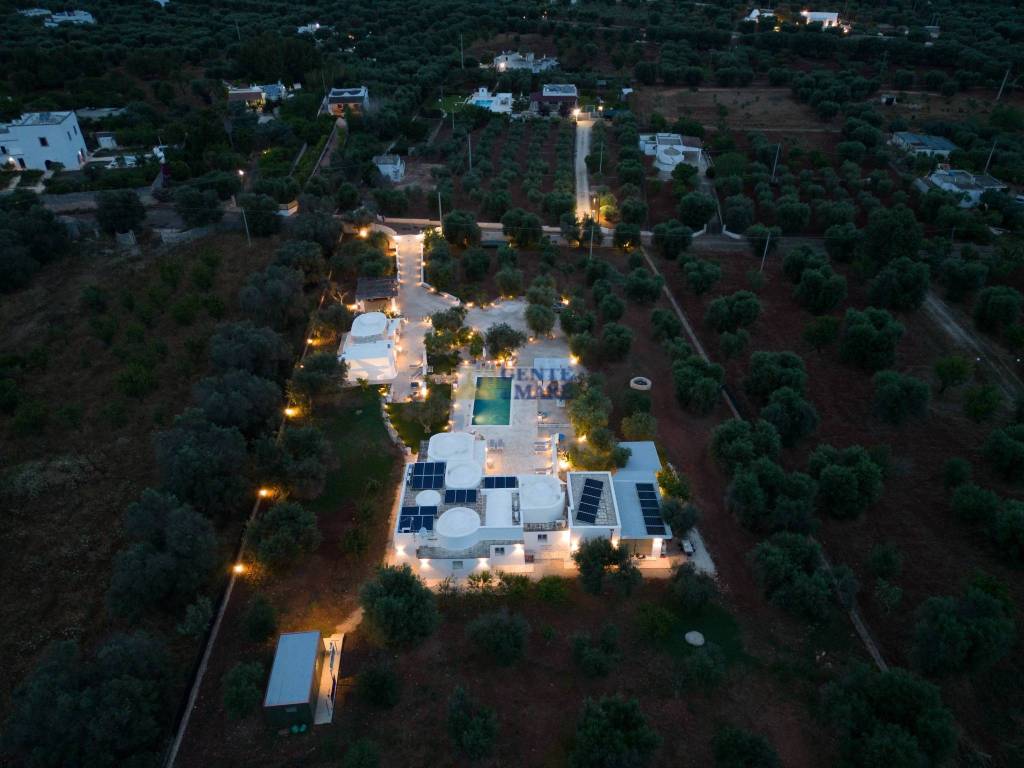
574,119,593,219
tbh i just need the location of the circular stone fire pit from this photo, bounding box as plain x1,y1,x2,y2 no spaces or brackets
629,376,652,391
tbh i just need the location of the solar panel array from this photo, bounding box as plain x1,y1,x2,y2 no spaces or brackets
482,476,518,489
444,489,479,504
576,477,603,524
398,505,438,532
409,462,446,489
636,483,667,535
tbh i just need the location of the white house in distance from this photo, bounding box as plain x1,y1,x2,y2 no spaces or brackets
801,10,840,27
326,87,369,116
891,131,958,159
0,111,88,171
465,87,514,114
297,21,331,35
639,133,703,173
744,8,775,22
927,168,1007,208
391,432,673,581
44,10,96,26
493,51,558,74
338,311,400,384
373,154,405,182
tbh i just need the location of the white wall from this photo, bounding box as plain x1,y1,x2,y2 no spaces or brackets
0,113,88,171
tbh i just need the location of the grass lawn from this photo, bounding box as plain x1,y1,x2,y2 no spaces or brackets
306,388,399,515
435,94,466,113
386,383,452,449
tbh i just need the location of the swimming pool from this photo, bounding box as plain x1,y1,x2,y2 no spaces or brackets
471,376,512,426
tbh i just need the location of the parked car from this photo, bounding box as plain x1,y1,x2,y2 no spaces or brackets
682,538,695,556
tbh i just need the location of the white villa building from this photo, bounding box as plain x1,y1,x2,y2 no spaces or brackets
744,8,775,22
466,87,514,114
800,10,841,27
493,51,558,74
338,311,400,384
372,154,405,182
0,111,88,171
391,432,673,581
927,169,1007,207
639,133,702,173
43,10,96,26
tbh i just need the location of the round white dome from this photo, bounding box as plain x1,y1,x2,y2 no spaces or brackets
436,506,480,547
351,312,387,339
416,489,441,507
445,460,482,490
518,475,562,509
428,431,475,462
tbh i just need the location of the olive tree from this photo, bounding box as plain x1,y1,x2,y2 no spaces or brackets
872,370,930,425
247,500,321,570
360,565,439,647
839,308,904,371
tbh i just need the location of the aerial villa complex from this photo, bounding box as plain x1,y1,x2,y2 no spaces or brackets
390,431,675,582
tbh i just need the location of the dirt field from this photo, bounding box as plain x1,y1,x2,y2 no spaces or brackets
633,86,834,133
655,245,1024,761
0,232,282,717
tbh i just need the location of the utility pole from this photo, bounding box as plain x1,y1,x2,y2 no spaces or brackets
240,208,251,248
995,67,1011,103
758,231,772,272
460,33,465,69
983,138,998,175
468,133,473,171
234,20,240,41
770,143,781,180
598,138,604,174
437,190,443,224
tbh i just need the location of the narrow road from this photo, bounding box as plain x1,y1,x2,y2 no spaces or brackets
923,291,1022,401
574,119,593,219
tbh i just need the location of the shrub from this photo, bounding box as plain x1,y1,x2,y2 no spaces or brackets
356,662,401,708
942,457,971,489
677,643,727,694
706,291,760,333
808,445,884,519
963,384,1002,422
794,265,847,314
984,425,1024,481
465,610,529,666
569,696,660,768
950,483,1000,524
685,259,721,295
535,576,569,604
720,329,750,360
360,565,439,647
744,351,807,402
933,354,971,394
237,193,280,236
176,596,213,638
209,322,290,378
293,350,342,395
223,662,264,719
750,532,831,621
867,542,903,580
97,189,146,234
760,387,819,447
601,323,634,361
106,489,217,621
974,285,1022,334
624,268,664,304
678,192,716,228
670,563,717,612
650,308,682,341
822,665,955,768
782,245,828,282
193,370,281,435
868,257,930,310
274,240,324,285
572,538,641,596
572,625,620,678
912,588,1016,675
839,308,904,371
728,457,818,534
661,498,699,535
247,501,321,570
598,293,625,322
525,303,556,336
872,370,930,425
651,219,693,259
244,595,277,642
621,411,657,441
993,501,1024,562
448,687,497,760
713,727,780,768
671,350,724,415
238,265,305,329
710,419,780,474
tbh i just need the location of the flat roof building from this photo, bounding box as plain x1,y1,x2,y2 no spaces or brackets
0,111,88,171
339,311,400,384
264,631,324,728
494,51,558,74
927,168,1007,207
327,87,369,116
892,131,958,158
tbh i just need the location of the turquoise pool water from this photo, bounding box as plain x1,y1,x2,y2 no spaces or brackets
471,376,512,425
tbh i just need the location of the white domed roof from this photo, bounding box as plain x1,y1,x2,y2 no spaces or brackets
351,311,388,339
436,507,480,539
428,431,476,462
445,461,483,490
518,474,562,509
415,489,441,507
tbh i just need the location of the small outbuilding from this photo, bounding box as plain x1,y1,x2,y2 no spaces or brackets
263,631,324,728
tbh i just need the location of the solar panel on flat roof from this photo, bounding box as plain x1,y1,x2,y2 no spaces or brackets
444,488,479,503
401,506,419,516
646,523,667,536
581,490,600,503
420,506,438,517
636,483,668,537
483,476,518,489
576,509,597,524
636,483,655,492
578,501,597,515
583,478,602,490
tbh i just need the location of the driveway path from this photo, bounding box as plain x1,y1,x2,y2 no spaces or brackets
389,233,456,401
574,119,593,219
